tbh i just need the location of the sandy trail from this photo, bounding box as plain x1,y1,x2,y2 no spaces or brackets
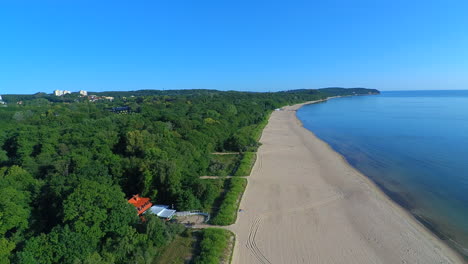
230,101,463,264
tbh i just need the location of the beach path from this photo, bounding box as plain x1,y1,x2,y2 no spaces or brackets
230,103,462,264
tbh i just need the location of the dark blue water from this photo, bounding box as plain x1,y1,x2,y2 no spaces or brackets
297,90,468,257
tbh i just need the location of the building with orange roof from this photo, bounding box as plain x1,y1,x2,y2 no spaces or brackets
128,194,152,215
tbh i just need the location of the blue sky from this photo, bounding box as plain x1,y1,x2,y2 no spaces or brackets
1,0,467,94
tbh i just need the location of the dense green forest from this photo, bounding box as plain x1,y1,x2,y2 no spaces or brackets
0,88,378,263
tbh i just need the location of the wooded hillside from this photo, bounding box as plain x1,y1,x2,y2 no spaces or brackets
0,88,378,263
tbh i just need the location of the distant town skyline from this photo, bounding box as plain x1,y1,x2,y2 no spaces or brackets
1,1,468,94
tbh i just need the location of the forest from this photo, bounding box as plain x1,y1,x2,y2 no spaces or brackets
0,88,378,263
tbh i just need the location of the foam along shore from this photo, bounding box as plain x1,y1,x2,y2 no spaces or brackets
230,100,464,264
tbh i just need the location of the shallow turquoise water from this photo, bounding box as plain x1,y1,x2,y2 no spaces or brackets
297,90,468,257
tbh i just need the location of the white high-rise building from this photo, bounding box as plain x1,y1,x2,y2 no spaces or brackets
54,90,64,96
79,90,88,96
54,90,72,96
0,95,3,101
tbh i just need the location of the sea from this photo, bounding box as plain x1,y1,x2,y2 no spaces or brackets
297,90,468,258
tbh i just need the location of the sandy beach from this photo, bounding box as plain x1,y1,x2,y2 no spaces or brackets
230,101,464,264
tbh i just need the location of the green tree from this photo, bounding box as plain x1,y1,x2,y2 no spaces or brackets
0,237,15,264
62,179,137,246
0,187,30,236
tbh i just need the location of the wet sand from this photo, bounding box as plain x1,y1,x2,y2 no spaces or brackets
230,101,463,264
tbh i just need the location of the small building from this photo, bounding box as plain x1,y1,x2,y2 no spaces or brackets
79,90,88,96
128,194,152,216
111,106,131,114
128,194,177,220
149,205,176,220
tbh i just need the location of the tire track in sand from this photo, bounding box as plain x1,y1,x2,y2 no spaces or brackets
246,216,271,264
245,192,345,263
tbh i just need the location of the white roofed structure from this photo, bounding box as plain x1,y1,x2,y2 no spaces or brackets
149,205,176,219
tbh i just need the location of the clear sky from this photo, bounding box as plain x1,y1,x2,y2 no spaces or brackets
1,0,468,94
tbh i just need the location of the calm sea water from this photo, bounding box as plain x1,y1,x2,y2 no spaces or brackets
297,90,468,257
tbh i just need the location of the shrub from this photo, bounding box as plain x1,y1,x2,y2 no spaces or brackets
234,152,256,176
210,178,247,225
194,228,233,264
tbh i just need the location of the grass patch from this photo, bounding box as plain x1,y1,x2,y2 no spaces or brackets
209,178,247,225
200,178,228,215
206,154,240,176
153,230,201,264
194,228,234,264
234,152,256,176
252,112,271,142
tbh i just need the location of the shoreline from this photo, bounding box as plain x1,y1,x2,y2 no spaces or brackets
230,98,464,264
292,99,466,262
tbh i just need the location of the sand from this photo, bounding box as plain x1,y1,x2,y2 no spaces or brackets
229,101,464,264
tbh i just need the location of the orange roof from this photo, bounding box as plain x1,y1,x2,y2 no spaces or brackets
128,194,152,215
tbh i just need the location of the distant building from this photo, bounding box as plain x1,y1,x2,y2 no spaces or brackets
0,95,2,101
87,95,115,102
54,90,64,96
128,194,152,216
79,90,87,96
111,106,131,114
54,90,72,96
54,90,71,96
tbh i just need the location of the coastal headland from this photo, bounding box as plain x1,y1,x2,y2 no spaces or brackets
230,99,463,264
